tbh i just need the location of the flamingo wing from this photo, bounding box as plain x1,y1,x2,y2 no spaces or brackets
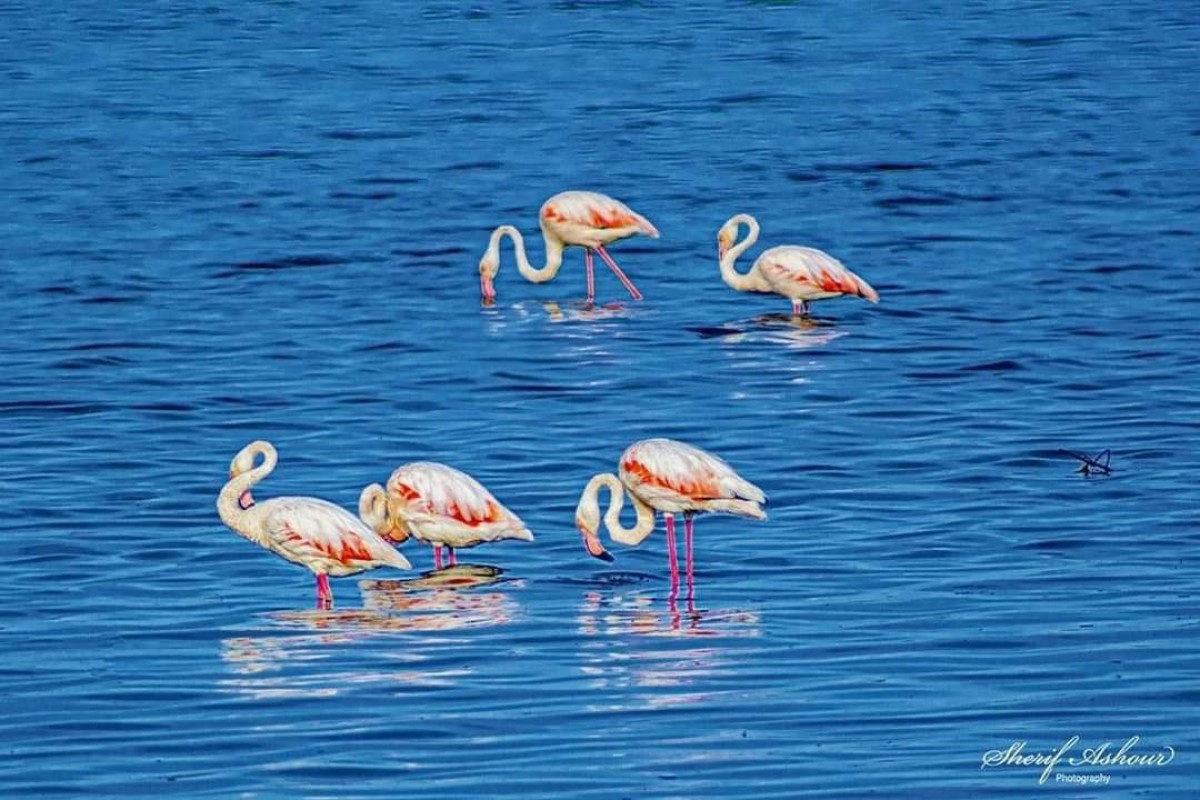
541,191,659,238
388,463,527,533
263,498,409,571
757,246,879,302
620,439,765,506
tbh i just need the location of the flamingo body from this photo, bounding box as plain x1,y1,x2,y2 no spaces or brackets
252,497,408,577
374,462,533,566
718,213,879,316
618,439,767,518
754,245,879,306
575,438,767,575
539,191,658,249
218,441,411,607
480,190,658,304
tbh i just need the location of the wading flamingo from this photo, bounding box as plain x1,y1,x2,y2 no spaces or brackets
479,190,659,305
574,438,767,590
717,213,879,317
365,462,533,569
217,441,412,608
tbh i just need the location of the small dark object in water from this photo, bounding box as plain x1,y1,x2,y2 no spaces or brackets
687,324,744,339
1060,449,1112,476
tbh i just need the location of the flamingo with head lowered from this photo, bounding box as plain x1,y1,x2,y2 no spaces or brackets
718,213,879,317
479,190,659,305
361,462,533,570
574,438,767,590
217,441,412,608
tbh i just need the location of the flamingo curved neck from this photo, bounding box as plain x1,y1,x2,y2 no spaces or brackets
488,224,565,284
585,473,656,545
217,442,277,540
720,213,769,292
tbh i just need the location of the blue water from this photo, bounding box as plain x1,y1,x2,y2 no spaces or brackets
2,3,1197,798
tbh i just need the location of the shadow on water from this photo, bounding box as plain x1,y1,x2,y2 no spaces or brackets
219,565,518,699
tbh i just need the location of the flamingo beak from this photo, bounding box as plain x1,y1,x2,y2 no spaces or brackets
480,273,495,305
238,490,253,510
580,526,614,563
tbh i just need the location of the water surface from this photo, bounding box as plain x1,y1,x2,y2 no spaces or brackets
2,2,1198,797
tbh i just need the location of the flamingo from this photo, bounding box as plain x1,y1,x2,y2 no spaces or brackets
574,438,767,590
479,190,659,305
217,441,412,608
717,213,879,317
365,462,533,569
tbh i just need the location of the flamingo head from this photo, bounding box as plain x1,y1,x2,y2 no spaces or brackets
717,220,738,259
380,501,413,545
381,514,413,544
479,254,498,304
228,446,261,509
359,483,410,543
574,509,614,563
377,480,418,544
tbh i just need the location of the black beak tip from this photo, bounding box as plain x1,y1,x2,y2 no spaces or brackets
595,551,615,563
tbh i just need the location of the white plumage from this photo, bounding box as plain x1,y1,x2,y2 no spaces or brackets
575,438,767,566
479,189,658,303
373,462,533,564
217,441,411,607
718,213,879,316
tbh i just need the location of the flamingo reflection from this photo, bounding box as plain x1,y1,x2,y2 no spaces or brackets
694,316,848,351
219,565,517,699
541,300,632,323
576,588,761,709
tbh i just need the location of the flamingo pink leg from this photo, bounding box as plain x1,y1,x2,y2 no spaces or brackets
664,513,679,597
447,547,457,566
585,249,596,305
595,245,643,301
315,574,332,608
433,545,444,570
684,512,695,588
792,299,810,317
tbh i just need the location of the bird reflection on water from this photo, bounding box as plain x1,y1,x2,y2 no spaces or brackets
576,583,762,710
540,300,632,322
219,565,517,699
690,314,848,352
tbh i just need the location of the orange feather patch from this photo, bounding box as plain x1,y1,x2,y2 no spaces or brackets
588,209,634,230
441,500,504,527
817,270,856,295
622,458,719,499
332,533,375,564
392,482,421,502
281,525,374,565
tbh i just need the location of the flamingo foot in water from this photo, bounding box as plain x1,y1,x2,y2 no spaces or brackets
596,244,643,301
791,299,810,317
